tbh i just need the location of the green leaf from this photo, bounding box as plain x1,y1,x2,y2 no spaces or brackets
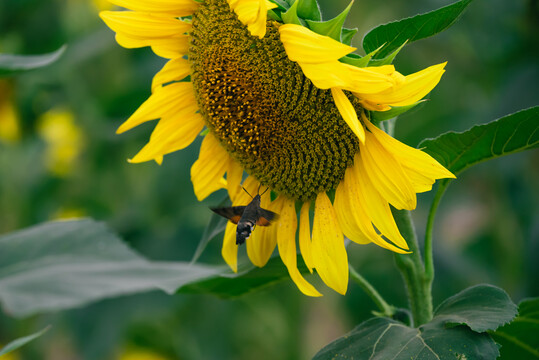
420,106,539,176
314,284,518,359
296,0,320,21
313,316,499,360
370,101,425,122
491,298,539,360
267,9,282,21
0,45,66,76
281,0,303,25
340,27,358,46
363,0,474,58
367,41,407,66
0,219,223,317
305,1,354,41
434,284,518,332
0,327,50,356
179,255,307,298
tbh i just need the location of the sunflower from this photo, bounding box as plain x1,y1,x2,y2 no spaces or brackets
100,0,455,296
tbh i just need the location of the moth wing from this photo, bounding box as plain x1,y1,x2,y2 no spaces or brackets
257,208,279,226
211,206,246,224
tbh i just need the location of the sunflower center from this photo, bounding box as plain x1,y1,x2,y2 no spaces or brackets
189,0,360,201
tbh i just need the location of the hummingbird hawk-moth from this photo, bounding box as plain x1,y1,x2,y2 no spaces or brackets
210,187,279,245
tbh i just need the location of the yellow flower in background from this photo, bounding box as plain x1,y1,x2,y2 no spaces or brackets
0,81,21,144
53,207,86,220
37,109,84,177
100,0,455,295
118,348,170,360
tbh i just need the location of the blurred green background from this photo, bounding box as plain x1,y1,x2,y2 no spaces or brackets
0,0,537,359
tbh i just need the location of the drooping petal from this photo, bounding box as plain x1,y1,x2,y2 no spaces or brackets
117,82,197,134
247,192,277,267
356,63,446,110
151,57,192,92
331,88,365,143
359,130,417,210
276,197,322,297
222,221,238,272
354,155,409,250
311,192,348,295
334,174,371,245
297,62,395,93
191,134,230,201
335,164,410,253
228,0,277,38
106,0,200,17
299,201,315,273
364,119,455,193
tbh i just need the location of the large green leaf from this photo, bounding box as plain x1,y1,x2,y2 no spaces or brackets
0,45,66,76
363,0,474,58
434,284,517,332
0,219,223,318
420,106,539,176
314,284,516,360
0,327,50,356
0,219,301,318
313,317,499,360
491,298,539,360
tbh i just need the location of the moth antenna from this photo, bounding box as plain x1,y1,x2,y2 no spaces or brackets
260,186,270,196
242,186,254,199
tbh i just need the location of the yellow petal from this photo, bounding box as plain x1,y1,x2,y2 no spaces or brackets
331,88,365,143
299,201,315,273
360,130,417,210
311,192,348,295
276,197,322,297
279,24,355,63
364,119,455,192
357,62,446,109
129,111,204,163
115,33,189,59
334,175,371,245
228,0,272,38
335,165,410,253
151,58,191,92
247,192,277,267
222,221,238,272
191,134,230,201
100,11,191,39
226,157,244,203
354,155,409,250
117,82,196,134
297,62,395,93
106,0,199,17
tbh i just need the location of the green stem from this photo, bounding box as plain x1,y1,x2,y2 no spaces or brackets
392,209,433,326
424,182,449,286
349,265,395,317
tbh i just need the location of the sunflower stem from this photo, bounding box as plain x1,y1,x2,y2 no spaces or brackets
349,265,395,317
392,208,433,326
424,182,449,289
